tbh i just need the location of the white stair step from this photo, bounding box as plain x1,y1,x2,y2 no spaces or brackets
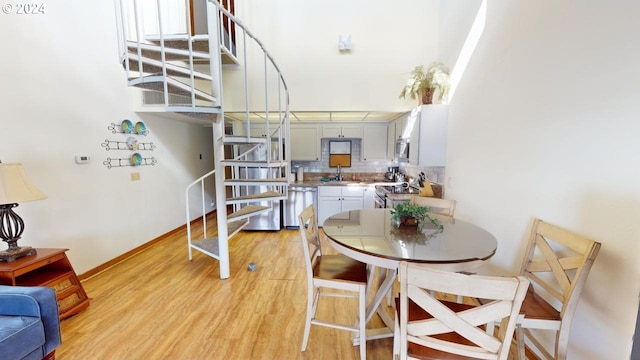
128,75,216,103
143,33,239,65
227,191,287,205
225,178,289,186
227,205,270,222
190,237,221,259
145,33,211,51
223,135,269,145
221,160,288,168
125,52,212,80
189,219,248,259
227,219,250,235
126,40,211,62
172,108,222,119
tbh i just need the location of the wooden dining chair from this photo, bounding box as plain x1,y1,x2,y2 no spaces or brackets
298,204,369,360
514,218,601,360
411,196,456,217
393,261,529,360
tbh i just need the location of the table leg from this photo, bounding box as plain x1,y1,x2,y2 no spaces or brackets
352,265,397,345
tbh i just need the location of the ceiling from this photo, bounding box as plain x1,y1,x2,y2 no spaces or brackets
224,111,406,123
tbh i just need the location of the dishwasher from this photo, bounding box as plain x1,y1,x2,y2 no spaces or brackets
284,186,318,228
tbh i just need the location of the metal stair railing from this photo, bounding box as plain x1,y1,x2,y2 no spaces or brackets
185,168,216,260
114,0,219,114
115,0,290,279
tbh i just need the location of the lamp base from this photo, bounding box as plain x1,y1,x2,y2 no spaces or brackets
0,246,36,262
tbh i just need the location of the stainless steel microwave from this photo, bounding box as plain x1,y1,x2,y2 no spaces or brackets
395,138,410,161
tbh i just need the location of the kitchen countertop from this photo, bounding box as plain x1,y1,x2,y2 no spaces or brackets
289,180,443,199
289,180,397,187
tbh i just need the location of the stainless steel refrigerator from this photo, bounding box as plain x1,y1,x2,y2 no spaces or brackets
236,143,281,231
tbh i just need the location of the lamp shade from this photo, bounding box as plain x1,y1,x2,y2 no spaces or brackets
0,163,47,205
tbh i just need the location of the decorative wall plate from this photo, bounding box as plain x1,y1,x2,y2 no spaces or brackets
134,121,147,134
131,152,142,166
126,137,138,150
121,119,133,133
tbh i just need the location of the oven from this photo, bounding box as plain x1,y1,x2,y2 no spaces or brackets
374,183,414,209
374,190,386,208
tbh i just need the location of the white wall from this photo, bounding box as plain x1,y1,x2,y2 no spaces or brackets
445,1,640,358
438,0,483,74
223,0,442,113
0,0,214,273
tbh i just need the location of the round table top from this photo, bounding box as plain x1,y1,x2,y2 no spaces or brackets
322,208,497,265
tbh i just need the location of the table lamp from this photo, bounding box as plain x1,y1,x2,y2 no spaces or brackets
0,163,47,262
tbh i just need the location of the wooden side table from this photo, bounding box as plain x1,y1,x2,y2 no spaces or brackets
0,248,90,320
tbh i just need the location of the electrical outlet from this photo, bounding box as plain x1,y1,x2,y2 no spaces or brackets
131,172,141,181
210,201,215,208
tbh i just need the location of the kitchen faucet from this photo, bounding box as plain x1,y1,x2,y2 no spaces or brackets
336,165,343,181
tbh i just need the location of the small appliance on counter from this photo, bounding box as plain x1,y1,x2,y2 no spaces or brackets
385,166,399,181
296,167,304,181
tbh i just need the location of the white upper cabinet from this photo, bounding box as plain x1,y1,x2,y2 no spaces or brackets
249,123,281,138
321,124,362,138
290,124,321,161
362,124,389,161
410,105,448,167
394,113,410,139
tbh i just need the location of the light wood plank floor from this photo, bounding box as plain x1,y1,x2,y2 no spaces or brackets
57,213,523,360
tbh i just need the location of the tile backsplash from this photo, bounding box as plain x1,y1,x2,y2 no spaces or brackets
291,138,445,184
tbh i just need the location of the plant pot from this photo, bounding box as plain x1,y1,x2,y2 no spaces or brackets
400,216,419,226
421,88,435,105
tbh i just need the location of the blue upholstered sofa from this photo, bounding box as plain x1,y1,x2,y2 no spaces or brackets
0,286,61,360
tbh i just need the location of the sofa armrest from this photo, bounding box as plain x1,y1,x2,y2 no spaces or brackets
0,286,62,355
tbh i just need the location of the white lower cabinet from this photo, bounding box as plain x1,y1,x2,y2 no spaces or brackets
317,186,365,226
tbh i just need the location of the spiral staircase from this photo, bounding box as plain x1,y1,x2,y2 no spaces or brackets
114,0,290,279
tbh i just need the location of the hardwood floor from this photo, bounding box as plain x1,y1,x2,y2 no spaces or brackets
57,213,524,359
57,214,391,359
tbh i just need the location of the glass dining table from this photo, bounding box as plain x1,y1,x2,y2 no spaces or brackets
322,208,498,342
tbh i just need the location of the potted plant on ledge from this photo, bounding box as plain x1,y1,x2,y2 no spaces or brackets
399,61,450,105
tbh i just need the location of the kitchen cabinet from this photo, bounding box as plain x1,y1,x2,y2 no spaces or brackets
290,124,320,160
321,124,362,138
317,186,365,226
361,124,389,161
249,123,281,138
232,121,280,138
409,113,420,164
394,113,410,139
410,104,448,167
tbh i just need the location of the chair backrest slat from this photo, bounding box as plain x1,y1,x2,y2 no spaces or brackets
519,218,601,314
411,197,456,217
399,262,529,360
298,205,321,281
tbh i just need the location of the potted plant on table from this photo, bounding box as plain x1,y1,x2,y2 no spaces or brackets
390,203,443,231
399,61,450,105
